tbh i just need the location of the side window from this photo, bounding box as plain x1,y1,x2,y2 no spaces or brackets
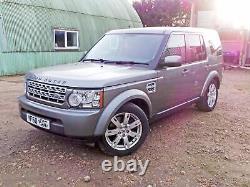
200,35,207,60
208,40,216,54
208,32,222,56
164,34,186,63
186,34,207,63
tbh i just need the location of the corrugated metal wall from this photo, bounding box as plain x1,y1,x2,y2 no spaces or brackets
0,0,142,76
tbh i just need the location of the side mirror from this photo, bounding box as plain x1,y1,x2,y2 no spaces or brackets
160,55,182,68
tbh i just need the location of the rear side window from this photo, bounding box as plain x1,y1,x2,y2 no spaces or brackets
208,31,222,55
186,34,207,63
164,34,186,63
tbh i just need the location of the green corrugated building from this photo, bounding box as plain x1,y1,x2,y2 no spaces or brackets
0,0,142,76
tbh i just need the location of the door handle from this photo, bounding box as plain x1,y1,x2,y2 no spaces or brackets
182,69,189,75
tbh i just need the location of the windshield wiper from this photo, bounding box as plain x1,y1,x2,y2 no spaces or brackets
82,59,149,66
81,59,107,63
104,61,149,66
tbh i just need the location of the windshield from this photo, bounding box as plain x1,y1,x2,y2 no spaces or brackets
84,34,165,64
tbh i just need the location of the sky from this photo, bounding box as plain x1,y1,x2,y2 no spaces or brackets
216,0,250,28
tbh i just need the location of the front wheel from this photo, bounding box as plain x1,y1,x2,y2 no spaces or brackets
98,103,149,156
197,80,219,112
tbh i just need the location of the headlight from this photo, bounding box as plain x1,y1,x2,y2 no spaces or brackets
68,90,103,108
68,93,83,107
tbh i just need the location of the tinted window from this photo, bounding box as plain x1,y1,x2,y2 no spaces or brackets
200,35,207,60
67,32,78,47
164,34,186,63
208,31,222,55
186,34,207,63
55,31,65,48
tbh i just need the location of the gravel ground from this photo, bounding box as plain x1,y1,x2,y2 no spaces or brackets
0,69,249,187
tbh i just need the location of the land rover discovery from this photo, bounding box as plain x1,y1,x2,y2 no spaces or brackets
19,27,223,156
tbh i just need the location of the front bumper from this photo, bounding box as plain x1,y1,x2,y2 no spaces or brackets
19,96,103,139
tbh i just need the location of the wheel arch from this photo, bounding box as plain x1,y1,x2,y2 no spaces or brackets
94,89,152,136
201,71,221,97
127,98,150,119
213,76,220,88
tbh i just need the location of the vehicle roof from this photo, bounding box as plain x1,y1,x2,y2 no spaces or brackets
107,27,217,35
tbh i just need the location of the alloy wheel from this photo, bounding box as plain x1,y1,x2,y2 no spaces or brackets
207,83,217,108
105,112,143,151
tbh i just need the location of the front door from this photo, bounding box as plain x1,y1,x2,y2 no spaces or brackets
156,34,194,113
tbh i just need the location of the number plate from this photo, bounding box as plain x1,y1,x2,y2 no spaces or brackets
27,113,50,130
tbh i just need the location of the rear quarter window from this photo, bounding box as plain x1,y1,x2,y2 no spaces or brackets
207,31,222,55
186,34,207,63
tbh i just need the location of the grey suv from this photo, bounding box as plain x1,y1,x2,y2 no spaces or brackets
19,27,223,156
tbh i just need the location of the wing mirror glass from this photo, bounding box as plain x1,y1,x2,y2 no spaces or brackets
160,55,182,68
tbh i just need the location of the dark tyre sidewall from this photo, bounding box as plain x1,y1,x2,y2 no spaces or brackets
98,103,149,157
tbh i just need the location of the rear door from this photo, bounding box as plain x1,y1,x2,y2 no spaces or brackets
185,33,209,97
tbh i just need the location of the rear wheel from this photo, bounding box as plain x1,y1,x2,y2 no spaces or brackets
98,103,149,156
197,80,218,112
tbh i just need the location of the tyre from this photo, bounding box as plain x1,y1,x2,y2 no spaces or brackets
197,80,219,112
98,103,149,156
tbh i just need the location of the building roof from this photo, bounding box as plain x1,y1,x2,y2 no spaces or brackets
108,27,216,34
1,0,141,23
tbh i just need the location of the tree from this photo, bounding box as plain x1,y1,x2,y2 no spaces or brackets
133,0,191,27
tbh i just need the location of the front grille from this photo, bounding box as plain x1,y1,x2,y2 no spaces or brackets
27,81,67,105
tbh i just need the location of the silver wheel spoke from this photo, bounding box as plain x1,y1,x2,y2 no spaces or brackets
113,135,122,147
106,129,119,136
209,98,213,106
128,131,138,138
111,117,122,128
123,113,131,125
207,83,217,108
128,120,141,130
123,136,130,149
209,84,215,92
